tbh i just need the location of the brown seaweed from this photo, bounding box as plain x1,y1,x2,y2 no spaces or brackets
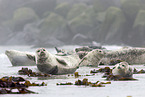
0,76,47,94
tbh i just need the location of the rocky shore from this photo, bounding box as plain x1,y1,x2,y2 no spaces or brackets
0,0,145,47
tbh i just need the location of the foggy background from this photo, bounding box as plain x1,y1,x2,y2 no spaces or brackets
0,0,145,47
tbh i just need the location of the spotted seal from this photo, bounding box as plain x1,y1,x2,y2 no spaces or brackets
5,50,36,66
101,48,145,65
112,61,133,78
79,49,105,67
35,48,80,75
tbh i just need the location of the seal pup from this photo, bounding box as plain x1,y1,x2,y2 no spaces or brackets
5,50,36,66
112,61,133,78
79,49,105,67
35,48,80,75
101,48,145,65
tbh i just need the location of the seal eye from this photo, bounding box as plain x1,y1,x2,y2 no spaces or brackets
43,49,45,51
99,51,102,52
37,50,40,52
122,65,125,67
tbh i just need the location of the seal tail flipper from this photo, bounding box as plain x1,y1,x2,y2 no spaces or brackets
26,54,36,62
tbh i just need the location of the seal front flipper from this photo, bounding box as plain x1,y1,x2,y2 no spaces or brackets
56,58,67,66
26,54,35,62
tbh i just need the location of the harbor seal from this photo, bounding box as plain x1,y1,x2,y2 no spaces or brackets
5,50,36,66
101,48,145,65
79,49,105,67
112,61,133,78
35,48,80,75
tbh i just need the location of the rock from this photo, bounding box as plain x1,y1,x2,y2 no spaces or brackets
121,0,140,21
93,0,117,12
22,0,57,17
54,2,71,18
67,3,87,20
69,9,96,35
39,13,70,42
130,10,145,46
99,7,126,44
12,7,39,32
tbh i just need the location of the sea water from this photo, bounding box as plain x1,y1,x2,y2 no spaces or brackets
0,45,145,97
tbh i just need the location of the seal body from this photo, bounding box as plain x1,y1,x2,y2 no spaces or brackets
5,50,36,66
35,48,80,75
79,49,105,67
112,62,133,78
101,48,145,65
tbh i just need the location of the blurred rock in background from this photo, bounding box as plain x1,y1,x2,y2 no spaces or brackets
0,0,145,47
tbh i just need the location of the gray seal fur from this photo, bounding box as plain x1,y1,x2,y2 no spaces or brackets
79,49,105,67
112,61,133,78
101,48,145,65
5,50,36,66
35,48,80,75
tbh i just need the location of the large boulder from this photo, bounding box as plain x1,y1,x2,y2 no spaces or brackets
93,0,117,13
39,13,71,42
121,0,141,22
69,7,97,36
67,3,87,20
99,7,126,44
0,0,26,22
12,7,39,32
130,10,145,46
54,2,71,18
22,0,57,17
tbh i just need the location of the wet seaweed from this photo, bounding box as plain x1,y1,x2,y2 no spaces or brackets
0,76,47,94
18,68,51,77
56,78,111,87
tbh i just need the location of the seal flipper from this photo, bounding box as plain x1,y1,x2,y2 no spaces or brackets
26,54,35,62
56,58,67,66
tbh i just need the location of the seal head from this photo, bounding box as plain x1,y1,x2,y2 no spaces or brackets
112,62,133,78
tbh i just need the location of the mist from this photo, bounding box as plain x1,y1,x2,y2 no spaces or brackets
0,0,145,47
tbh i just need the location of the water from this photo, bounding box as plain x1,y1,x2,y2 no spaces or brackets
0,45,145,97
